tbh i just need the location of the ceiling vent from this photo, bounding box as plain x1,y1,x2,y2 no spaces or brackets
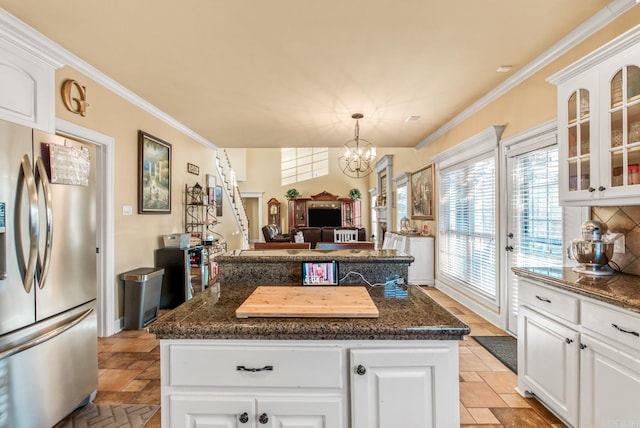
405,115,421,122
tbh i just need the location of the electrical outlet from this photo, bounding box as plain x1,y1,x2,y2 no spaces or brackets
614,235,626,253
122,205,133,216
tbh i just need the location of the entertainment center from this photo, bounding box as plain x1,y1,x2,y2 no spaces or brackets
287,190,361,233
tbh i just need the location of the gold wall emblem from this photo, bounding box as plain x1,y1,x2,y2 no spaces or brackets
61,79,89,116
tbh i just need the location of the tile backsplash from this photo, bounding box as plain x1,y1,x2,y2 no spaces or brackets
591,206,640,275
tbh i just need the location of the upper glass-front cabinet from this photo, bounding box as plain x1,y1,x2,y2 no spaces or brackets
609,65,640,189
566,88,592,192
549,26,640,206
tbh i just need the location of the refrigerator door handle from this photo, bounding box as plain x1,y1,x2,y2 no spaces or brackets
15,154,39,294
34,156,53,289
0,307,94,360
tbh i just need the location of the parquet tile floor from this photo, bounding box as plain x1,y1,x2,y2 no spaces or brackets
94,287,566,427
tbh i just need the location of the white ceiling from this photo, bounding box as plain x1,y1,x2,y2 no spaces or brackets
0,1,619,148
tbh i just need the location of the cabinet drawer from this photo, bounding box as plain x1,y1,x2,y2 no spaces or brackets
169,344,343,388
519,280,579,324
582,301,640,352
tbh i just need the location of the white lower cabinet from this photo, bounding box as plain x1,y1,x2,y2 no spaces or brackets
580,334,640,428
517,278,640,427
350,347,458,428
170,394,342,428
518,306,579,426
161,340,460,428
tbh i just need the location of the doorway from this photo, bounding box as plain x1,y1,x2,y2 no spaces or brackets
56,118,115,337
504,136,563,335
240,192,264,243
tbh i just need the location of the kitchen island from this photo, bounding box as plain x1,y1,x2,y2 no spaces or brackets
149,281,469,428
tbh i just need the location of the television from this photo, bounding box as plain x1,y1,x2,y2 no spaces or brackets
308,208,341,227
301,261,339,285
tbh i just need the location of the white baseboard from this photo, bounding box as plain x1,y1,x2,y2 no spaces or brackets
434,280,503,329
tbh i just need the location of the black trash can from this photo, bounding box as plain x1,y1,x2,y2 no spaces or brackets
121,267,165,330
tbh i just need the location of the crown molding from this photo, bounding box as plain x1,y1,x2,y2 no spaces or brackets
417,0,638,150
0,9,217,149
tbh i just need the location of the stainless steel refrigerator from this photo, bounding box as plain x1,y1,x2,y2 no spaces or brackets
0,119,98,427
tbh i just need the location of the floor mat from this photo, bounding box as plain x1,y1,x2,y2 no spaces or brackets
473,335,518,374
56,404,160,428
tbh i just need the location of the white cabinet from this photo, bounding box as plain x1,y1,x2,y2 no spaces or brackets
517,277,640,427
383,233,434,285
161,340,460,428
579,334,640,428
0,38,57,131
170,394,342,428
350,347,458,428
518,306,579,426
549,26,640,206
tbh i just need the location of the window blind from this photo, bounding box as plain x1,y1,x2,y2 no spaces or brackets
439,156,497,300
509,145,563,317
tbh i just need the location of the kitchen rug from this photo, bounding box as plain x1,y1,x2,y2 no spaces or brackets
55,404,160,428
473,335,518,374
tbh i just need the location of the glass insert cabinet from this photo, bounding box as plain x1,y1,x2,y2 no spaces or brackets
549,27,640,206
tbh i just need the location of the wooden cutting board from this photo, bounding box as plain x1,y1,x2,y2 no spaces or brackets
235,286,379,318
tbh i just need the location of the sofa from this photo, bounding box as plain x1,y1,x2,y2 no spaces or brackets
261,224,291,242
290,226,366,248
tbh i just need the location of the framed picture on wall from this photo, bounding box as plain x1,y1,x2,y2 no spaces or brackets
410,163,434,220
215,185,223,216
138,130,172,214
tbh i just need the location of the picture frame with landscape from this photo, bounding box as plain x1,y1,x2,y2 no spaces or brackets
138,130,172,214
410,163,434,220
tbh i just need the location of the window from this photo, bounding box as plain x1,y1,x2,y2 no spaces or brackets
510,145,563,268
393,173,410,230
433,126,503,310
281,148,328,186
439,156,497,302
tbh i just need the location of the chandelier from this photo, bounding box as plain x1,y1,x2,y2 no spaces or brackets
338,113,377,178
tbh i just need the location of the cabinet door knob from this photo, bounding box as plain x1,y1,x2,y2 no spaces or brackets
239,412,249,423
565,338,574,344
588,187,596,192
355,364,367,375
580,343,587,350
598,186,606,191
259,413,269,424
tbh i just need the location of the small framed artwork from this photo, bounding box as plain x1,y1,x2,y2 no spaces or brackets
187,162,199,175
410,163,434,220
138,130,172,214
206,174,216,188
215,185,223,216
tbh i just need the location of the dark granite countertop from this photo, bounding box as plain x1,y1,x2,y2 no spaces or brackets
148,283,470,341
216,249,414,264
513,267,640,314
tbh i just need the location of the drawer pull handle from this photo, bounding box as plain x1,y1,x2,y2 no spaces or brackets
535,296,552,303
611,323,640,337
239,412,249,423
237,365,273,372
259,413,269,424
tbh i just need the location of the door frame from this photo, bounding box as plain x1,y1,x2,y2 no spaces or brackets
500,120,558,334
56,118,115,337
240,191,264,243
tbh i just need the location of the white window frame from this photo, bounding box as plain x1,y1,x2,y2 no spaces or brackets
433,126,504,320
393,172,411,230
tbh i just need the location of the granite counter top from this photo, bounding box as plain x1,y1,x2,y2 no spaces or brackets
513,267,640,314
148,283,470,341
216,248,414,263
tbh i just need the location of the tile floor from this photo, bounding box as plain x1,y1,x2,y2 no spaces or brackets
93,287,566,427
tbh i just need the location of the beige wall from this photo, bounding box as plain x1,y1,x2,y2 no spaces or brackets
54,66,241,318
51,6,640,320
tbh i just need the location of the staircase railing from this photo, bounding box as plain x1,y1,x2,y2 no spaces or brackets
215,149,250,249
